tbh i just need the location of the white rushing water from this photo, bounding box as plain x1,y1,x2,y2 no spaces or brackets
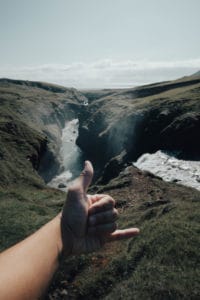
48,119,83,191
134,150,200,191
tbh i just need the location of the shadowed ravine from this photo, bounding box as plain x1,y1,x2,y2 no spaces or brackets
47,119,84,191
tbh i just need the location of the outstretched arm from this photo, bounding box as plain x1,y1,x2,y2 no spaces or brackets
0,161,139,300
0,215,62,300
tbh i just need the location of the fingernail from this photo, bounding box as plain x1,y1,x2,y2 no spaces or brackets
84,160,89,167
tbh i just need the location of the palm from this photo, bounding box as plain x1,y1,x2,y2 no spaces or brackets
61,185,107,254
61,161,139,256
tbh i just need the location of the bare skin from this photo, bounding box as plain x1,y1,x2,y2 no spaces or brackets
0,161,139,300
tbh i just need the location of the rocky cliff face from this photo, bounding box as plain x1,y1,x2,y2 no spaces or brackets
0,78,87,186
79,76,200,182
1,76,200,186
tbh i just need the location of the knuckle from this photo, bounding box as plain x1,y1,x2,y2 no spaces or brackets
90,206,98,214
107,222,117,233
67,185,82,195
113,208,119,218
112,222,117,231
107,196,115,206
67,186,75,194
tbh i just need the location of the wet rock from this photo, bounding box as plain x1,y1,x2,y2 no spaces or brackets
77,76,200,183
58,183,67,189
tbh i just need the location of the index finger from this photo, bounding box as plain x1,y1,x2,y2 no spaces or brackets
87,194,108,204
88,196,115,215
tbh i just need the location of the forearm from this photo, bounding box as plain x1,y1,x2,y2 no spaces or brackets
0,215,63,300
0,160,139,299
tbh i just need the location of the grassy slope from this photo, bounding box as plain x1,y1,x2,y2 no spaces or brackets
0,79,85,186
48,167,200,300
113,77,200,121
0,111,46,187
0,79,83,250
0,185,64,251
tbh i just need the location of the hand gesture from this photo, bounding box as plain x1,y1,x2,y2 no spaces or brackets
61,161,139,255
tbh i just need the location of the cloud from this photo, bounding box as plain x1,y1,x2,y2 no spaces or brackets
1,58,200,89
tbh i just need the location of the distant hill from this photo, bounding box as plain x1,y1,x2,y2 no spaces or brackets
192,70,200,76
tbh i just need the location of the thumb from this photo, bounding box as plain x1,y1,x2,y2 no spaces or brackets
79,160,94,193
69,160,94,195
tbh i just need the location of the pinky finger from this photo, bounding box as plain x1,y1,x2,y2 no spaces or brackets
106,228,140,242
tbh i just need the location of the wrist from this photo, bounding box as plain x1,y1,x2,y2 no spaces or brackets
51,214,64,259
60,213,74,257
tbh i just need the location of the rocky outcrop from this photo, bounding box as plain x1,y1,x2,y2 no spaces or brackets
77,76,200,182
0,79,87,186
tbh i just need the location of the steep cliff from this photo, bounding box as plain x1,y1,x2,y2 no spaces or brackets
0,78,87,186
78,76,200,182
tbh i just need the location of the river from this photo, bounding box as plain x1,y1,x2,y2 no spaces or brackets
47,119,83,191
48,122,200,192
134,150,200,191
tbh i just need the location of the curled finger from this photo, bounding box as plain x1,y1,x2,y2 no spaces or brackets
88,194,108,204
88,222,117,235
89,208,118,226
88,196,115,215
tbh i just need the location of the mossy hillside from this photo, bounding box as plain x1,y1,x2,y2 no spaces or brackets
0,79,86,185
0,114,47,186
0,185,65,251
0,79,86,143
47,167,200,299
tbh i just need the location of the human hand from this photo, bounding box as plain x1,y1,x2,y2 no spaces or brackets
60,161,139,256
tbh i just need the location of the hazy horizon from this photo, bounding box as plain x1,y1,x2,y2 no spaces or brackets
1,0,200,89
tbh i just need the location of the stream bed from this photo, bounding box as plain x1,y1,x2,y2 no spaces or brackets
47,119,83,191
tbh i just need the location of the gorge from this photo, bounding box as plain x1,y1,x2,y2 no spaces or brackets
1,75,200,190
0,75,200,299
47,118,84,191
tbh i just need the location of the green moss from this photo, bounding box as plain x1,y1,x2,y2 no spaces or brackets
0,186,64,251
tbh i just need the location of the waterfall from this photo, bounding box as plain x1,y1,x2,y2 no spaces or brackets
47,119,84,191
134,150,200,191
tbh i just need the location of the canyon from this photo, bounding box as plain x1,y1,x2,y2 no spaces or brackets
0,75,200,299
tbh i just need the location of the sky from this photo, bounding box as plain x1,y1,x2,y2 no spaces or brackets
0,0,200,89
